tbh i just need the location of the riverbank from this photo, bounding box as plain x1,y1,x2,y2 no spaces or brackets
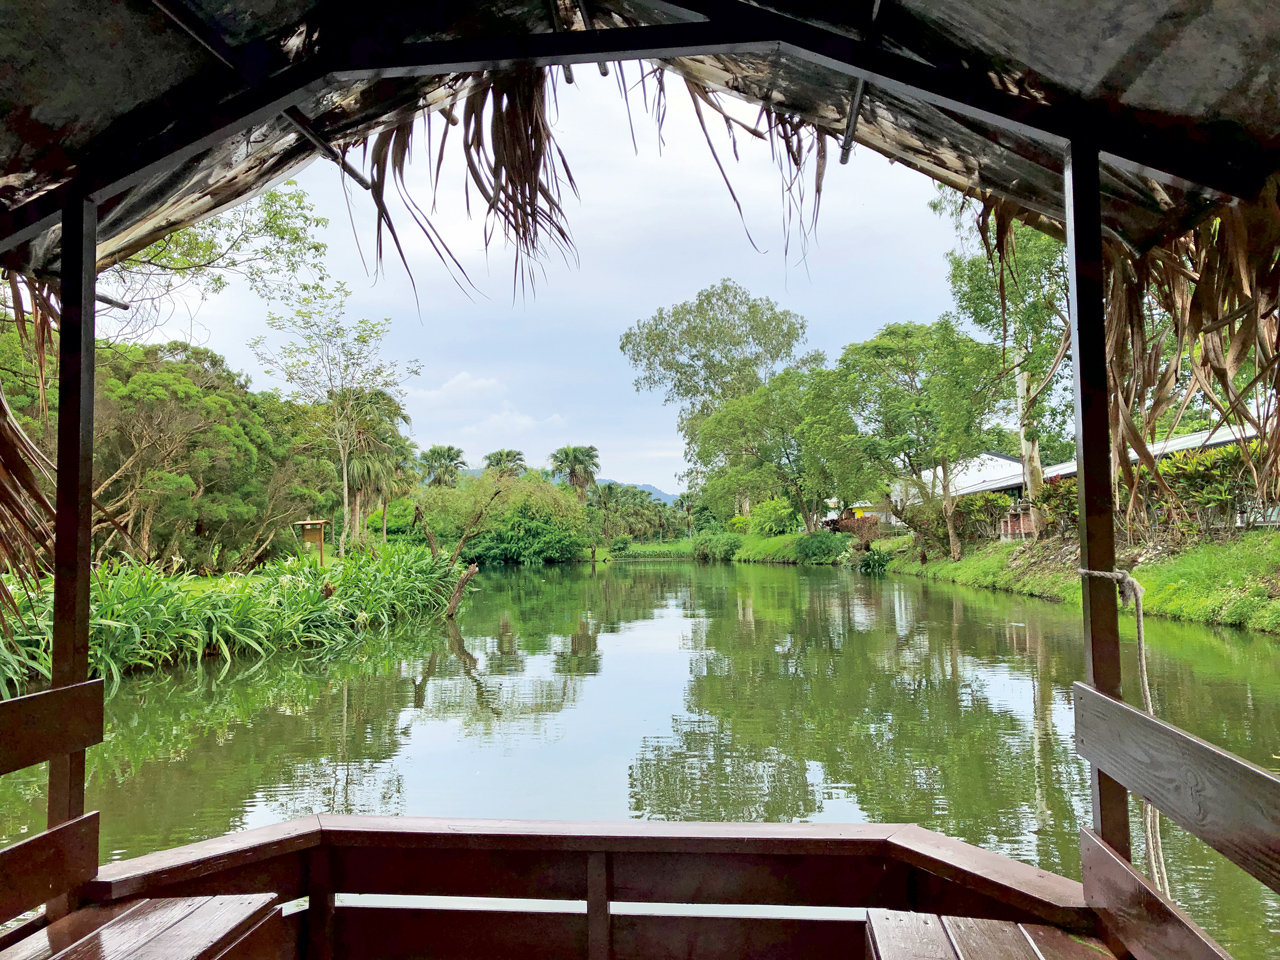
1,544,462,695
881,530,1280,635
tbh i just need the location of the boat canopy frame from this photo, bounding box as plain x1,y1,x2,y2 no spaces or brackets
1,5,1278,959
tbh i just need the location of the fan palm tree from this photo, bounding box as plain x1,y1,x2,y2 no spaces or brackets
421,445,467,487
483,448,526,478
549,445,600,502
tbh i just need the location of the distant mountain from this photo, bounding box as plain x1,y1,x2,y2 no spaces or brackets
454,468,677,504
599,481,678,504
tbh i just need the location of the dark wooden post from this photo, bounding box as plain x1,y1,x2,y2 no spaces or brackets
587,852,610,960
46,194,98,919
1065,136,1131,860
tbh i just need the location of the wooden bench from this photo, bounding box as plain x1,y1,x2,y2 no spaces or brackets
0,895,285,960
867,909,1116,960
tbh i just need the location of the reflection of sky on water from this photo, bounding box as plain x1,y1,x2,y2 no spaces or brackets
244,609,695,826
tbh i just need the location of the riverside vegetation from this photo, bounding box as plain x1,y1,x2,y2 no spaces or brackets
0,544,461,697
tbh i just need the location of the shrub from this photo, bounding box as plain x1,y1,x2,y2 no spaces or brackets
750,498,798,537
952,491,1012,540
726,515,751,534
611,536,632,555
1034,476,1078,536
859,546,891,575
692,531,743,562
793,531,846,564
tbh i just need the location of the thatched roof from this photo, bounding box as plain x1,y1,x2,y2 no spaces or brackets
2,0,1278,273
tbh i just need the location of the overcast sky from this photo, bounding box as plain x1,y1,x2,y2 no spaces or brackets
164,70,957,494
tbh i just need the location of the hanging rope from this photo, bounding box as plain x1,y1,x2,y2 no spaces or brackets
1078,567,1170,895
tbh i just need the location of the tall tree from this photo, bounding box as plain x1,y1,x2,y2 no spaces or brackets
421,445,467,487
251,283,420,556
549,445,600,502
696,368,843,533
839,321,1008,559
483,449,527,478
937,194,1073,535
620,279,817,455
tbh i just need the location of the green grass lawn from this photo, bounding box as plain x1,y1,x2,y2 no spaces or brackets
881,529,1280,634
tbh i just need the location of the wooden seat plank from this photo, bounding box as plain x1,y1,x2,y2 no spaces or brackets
1020,924,1117,960
866,909,958,960
127,894,277,960
940,916,1038,960
51,898,210,960
0,902,144,960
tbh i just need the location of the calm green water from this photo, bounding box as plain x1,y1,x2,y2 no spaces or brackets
1,563,1277,955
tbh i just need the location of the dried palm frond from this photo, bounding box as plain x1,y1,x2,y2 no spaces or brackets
974,175,1280,535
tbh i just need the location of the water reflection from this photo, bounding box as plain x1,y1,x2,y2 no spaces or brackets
0,562,1276,956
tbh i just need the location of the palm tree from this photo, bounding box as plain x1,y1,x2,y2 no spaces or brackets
420,445,467,488
549,445,600,502
483,448,526,478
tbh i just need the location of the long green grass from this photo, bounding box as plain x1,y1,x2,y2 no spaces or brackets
0,544,461,697
617,540,694,559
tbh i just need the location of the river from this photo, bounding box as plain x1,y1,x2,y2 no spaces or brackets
1,562,1277,955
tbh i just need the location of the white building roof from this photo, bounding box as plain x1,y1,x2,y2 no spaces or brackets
952,425,1256,498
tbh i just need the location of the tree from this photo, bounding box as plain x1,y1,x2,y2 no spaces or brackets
421,445,467,487
250,282,420,556
936,191,1073,535
839,321,1009,560
695,368,843,533
549,445,600,502
620,279,817,454
483,449,526,478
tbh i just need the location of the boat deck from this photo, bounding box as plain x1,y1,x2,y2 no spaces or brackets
0,817,1117,960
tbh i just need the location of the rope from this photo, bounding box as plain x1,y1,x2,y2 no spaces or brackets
1078,566,1170,895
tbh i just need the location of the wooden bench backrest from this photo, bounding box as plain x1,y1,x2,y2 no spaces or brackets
0,680,104,927
1073,681,1280,958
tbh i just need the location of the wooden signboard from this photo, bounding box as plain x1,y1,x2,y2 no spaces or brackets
293,520,331,565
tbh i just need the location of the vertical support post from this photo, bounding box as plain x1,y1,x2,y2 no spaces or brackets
1065,136,1131,861
307,846,335,960
587,852,610,960
46,194,97,921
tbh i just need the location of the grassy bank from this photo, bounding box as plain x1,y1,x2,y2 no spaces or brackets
882,530,1280,635
1,543,462,696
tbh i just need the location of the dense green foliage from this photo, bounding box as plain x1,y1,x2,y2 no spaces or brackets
0,544,461,696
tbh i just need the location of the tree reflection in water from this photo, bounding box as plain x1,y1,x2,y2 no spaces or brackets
0,562,1275,957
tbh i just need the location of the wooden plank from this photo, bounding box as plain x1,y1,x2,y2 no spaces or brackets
0,681,104,777
1020,924,1117,960
1080,828,1233,960
940,916,1038,960
1075,681,1280,893
1065,134,1131,863
612,852,899,907
51,898,210,960
330,847,586,900
587,852,609,960
333,905,587,960
0,901,143,960
84,816,321,901
214,906,302,960
886,826,1091,930
612,913,865,960
318,815,899,856
0,814,99,925
865,909,957,960
128,894,277,960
